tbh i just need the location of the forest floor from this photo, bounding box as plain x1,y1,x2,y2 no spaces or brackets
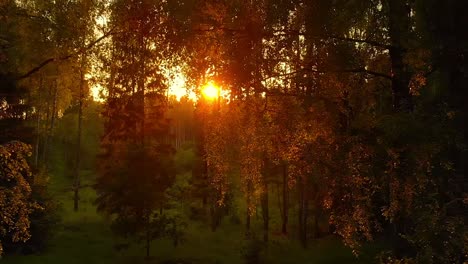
3,157,382,264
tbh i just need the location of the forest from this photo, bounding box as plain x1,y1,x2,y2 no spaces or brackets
0,0,467,263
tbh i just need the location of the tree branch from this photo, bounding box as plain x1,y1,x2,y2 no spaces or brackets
443,198,464,210
325,35,392,49
193,25,392,49
14,11,52,22
263,67,392,81
302,67,392,80
63,183,94,192
16,27,116,81
268,29,392,49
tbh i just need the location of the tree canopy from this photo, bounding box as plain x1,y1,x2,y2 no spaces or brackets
0,0,466,263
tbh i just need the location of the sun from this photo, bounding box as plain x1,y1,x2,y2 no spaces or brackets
202,81,219,100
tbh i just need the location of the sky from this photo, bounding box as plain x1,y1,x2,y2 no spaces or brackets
89,70,196,102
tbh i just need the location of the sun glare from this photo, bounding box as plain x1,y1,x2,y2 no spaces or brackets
202,82,219,100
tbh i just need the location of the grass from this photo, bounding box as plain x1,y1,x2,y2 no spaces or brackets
3,168,116,264
2,150,379,264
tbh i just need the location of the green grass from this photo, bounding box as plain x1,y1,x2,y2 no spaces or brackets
2,156,379,264
3,168,116,264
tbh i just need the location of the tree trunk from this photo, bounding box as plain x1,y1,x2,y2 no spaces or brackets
245,179,253,235
246,193,251,235
312,214,318,239
301,196,309,248
388,0,412,112
261,182,269,242
73,56,85,212
298,176,308,248
281,163,289,234
34,112,40,167
146,234,150,259
42,79,57,168
387,1,414,257
41,85,51,165
210,201,218,232
146,218,151,259
276,179,282,221
312,200,321,238
203,159,208,209
34,75,43,168
298,177,303,242
246,209,251,235
50,79,57,143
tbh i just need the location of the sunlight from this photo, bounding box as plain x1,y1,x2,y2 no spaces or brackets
167,66,197,101
202,81,219,100
168,73,189,100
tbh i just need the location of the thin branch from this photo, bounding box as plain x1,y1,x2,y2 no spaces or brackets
63,183,94,192
268,29,392,49
194,25,392,49
16,27,117,81
443,198,463,210
301,67,392,80
14,11,52,22
325,35,392,49
262,67,392,82
193,26,241,34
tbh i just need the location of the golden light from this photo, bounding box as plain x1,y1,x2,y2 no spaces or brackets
202,81,220,100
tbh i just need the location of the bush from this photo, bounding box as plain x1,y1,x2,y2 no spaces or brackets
2,168,61,255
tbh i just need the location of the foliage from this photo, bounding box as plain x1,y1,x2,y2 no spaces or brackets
95,0,179,256
179,0,467,262
1,0,466,263
10,168,61,254
0,141,40,256
96,140,177,255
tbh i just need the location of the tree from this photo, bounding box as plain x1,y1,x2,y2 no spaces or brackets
202,96,231,231
95,0,179,257
96,142,176,258
2,0,466,262
238,98,267,235
0,141,40,256
181,0,466,261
